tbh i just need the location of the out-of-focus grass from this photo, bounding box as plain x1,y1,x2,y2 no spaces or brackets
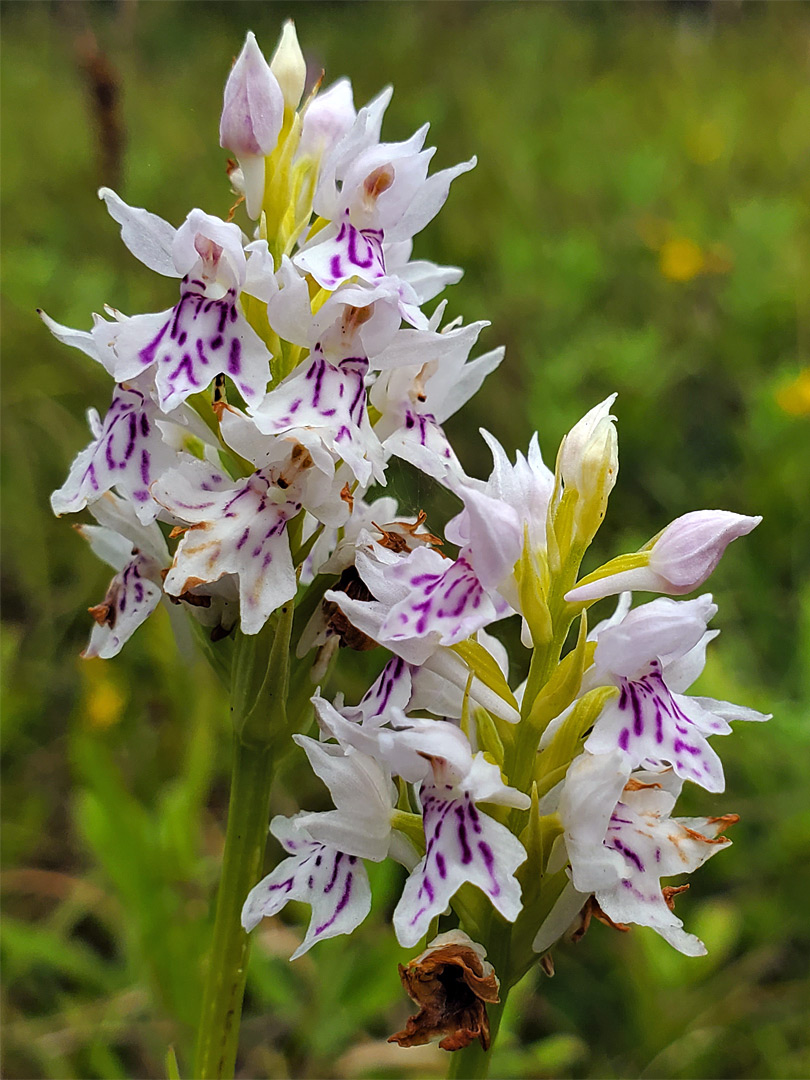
1,3,808,1078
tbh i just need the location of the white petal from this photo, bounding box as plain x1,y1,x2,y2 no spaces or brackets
241,820,371,958
98,187,179,277
293,736,394,862
393,782,526,947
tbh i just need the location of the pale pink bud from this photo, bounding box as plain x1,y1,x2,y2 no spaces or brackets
220,31,284,157
566,510,762,602
297,78,356,161
220,32,284,219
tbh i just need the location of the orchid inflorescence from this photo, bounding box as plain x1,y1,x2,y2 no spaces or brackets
46,22,768,1061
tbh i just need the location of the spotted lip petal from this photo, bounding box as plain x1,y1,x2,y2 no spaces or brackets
561,753,739,955
154,466,300,636
51,381,180,524
241,815,371,960
378,548,511,658
562,752,734,956
587,659,726,793
108,277,272,413
83,552,164,659
393,779,527,948
583,595,731,792
249,351,385,487
295,211,387,290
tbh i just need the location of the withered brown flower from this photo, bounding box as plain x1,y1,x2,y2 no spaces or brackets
388,930,500,1053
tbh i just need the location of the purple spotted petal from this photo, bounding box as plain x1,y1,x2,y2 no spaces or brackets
586,660,726,793
354,655,413,723
393,781,526,947
155,467,299,635
113,277,272,412
84,552,163,659
242,817,371,960
561,752,733,956
383,409,469,488
250,352,384,486
296,212,386,290
379,549,509,649
51,383,177,524
597,785,732,955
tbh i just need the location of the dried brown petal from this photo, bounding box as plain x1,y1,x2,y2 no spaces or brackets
662,884,690,911
569,895,630,943
373,510,444,554
388,931,499,1054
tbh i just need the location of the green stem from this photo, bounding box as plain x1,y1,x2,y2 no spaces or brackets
193,736,275,1079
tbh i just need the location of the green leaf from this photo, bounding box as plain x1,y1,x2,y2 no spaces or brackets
474,706,505,767
451,638,520,714
166,1046,181,1080
527,612,592,733
536,684,619,783
568,550,650,600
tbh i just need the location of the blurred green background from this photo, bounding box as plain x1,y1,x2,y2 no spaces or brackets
2,2,809,1078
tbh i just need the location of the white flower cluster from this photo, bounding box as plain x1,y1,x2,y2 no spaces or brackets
48,24,768,973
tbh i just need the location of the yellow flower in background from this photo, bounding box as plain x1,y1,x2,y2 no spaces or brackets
81,657,126,729
686,120,726,166
776,368,810,417
659,237,705,282
638,217,733,284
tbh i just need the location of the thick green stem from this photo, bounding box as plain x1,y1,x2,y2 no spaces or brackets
193,737,275,1079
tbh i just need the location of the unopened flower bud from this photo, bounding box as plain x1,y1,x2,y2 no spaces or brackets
220,31,284,218
557,394,618,548
270,20,307,111
566,509,762,602
297,77,356,161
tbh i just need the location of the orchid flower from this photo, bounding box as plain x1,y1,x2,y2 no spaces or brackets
581,595,770,792
241,814,372,958
559,751,738,955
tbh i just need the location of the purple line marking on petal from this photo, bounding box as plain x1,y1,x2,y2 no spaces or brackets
140,449,151,485
323,852,343,894
478,842,500,897
630,684,644,736
268,877,294,894
139,320,169,366
228,337,242,375
435,852,447,879
457,816,472,865
315,871,353,935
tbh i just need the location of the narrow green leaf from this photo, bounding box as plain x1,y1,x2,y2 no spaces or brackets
451,638,520,712
527,612,592,732
474,706,505,767
536,684,619,783
166,1046,181,1080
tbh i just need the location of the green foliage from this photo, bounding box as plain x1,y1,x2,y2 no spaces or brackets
2,3,807,1078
